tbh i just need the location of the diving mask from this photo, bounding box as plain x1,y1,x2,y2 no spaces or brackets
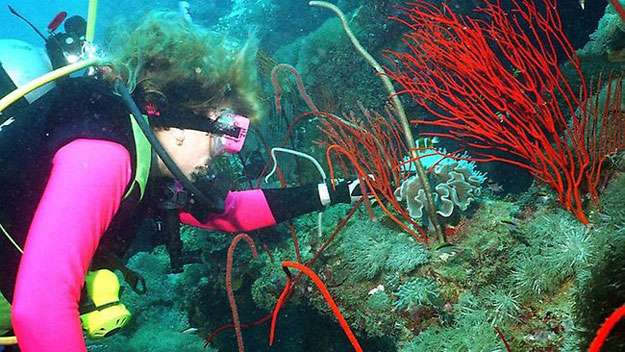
145,105,250,154
210,112,249,154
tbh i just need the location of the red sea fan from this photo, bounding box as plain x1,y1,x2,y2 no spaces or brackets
384,0,625,224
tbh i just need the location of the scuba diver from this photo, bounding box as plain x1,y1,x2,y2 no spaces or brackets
0,9,365,352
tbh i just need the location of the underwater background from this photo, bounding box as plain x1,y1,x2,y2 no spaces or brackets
3,0,625,351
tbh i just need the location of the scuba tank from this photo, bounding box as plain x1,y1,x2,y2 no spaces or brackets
0,7,88,118
0,39,55,106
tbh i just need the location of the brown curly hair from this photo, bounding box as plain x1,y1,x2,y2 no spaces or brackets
106,10,264,121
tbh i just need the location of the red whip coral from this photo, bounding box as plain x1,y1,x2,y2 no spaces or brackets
269,261,363,352
384,0,625,224
226,233,258,352
589,304,625,352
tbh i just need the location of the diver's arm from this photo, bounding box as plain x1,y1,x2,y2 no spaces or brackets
179,189,276,232
179,181,353,232
11,139,131,352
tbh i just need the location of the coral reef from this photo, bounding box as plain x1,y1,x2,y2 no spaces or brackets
85,1,625,351
398,294,505,352
271,2,406,113
579,1,625,63
563,2,625,99
87,171,625,352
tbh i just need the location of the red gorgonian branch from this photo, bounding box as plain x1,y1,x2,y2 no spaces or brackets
271,63,319,114
589,304,625,352
316,105,429,242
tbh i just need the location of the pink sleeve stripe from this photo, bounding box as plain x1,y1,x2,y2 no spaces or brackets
179,189,277,232
11,139,132,352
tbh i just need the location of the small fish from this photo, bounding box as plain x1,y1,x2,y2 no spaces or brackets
434,243,458,261
379,216,406,233
500,219,521,233
181,327,199,334
495,111,511,123
486,180,504,193
535,191,550,203
435,243,457,255
414,136,439,150
579,0,585,10
500,219,530,245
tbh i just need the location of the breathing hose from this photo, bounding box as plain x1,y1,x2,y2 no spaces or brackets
0,58,102,115
115,81,212,209
85,0,98,43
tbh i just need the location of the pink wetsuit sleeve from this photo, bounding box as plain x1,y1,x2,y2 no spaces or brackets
11,139,132,352
179,189,277,232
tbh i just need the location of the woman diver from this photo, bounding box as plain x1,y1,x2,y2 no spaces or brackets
0,10,362,351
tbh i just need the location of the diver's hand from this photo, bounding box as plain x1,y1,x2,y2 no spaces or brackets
318,175,375,206
346,175,375,204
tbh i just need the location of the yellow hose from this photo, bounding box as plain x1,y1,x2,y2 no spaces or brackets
0,335,17,345
0,58,103,114
86,0,99,43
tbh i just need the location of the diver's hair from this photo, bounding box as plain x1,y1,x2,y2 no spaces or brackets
106,10,264,121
